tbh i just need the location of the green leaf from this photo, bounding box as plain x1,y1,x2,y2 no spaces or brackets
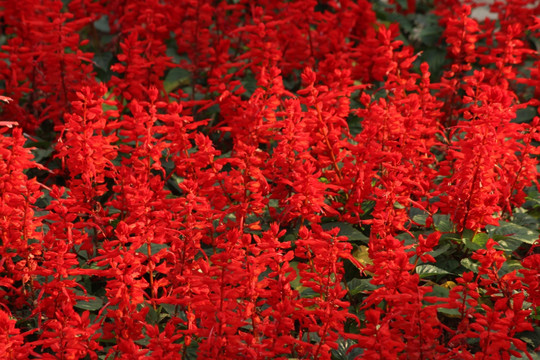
433,214,454,232
462,230,483,251
347,278,377,296
414,14,443,47
512,210,539,228
411,211,428,226
421,48,447,79
183,341,199,360
463,238,481,251
164,68,191,93
416,264,452,278
135,243,168,256
418,26,441,46
435,257,461,273
437,307,462,318
361,201,375,215
75,297,103,311
393,201,405,209
525,188,540,207
472,232,489,247
321,222,369,242
331,338,364,360
300,287,319,298
352,245,372,269
240,71,257,97
493,236,525,252
426,285,462,317
146,305,160,325
161,303,179,317
32,147,54,163
461,258,479,273
428,243,452,258
439,232,461,243
487,222,539,245
515,327,540,359
499,260,524,276
289,261,302,290
387,12,413,35
514,106,537,124
94,52,113,71
94,15,110,33
394,0,408,10
396,231,418,247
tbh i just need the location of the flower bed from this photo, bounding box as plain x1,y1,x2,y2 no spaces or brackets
0,0,539,358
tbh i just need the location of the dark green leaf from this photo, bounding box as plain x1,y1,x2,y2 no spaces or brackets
525,189,540,207
393,201,405,209
499,260,524,276
94,52,113,71
331,338,364,360
438,261,463,277
411,211,428,226
421,48,447,79
512,211,539,229
439,232,462,243
428,243,452,258
289,261,301,290
161,303,178,316
94,16,110,33
184,341,199,360
347,278,377,296
433,214,454,232
515,327,540,359
146,305,160,325
472,232,489,247
164,68,191,93
416,264,452,278
75,297,103,311
437,307,462,317
426,285,461,317
493,236,525,252
300,287,320,298
135,243,169,256
461,258,479,273
361,201,375,215
240,71,257,97
487,222,539,245
514,106,537,124
417,24,442,47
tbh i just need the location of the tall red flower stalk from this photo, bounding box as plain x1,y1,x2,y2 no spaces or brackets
0,0,95,131
294,225,353,359
0,126,44,353
436,70,537,233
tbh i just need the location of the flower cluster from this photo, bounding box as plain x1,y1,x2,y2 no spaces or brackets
0,0,539,359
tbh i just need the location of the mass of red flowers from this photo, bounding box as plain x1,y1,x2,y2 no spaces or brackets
0,0,539,359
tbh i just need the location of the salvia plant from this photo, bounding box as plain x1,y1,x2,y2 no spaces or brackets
0,0,539,359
